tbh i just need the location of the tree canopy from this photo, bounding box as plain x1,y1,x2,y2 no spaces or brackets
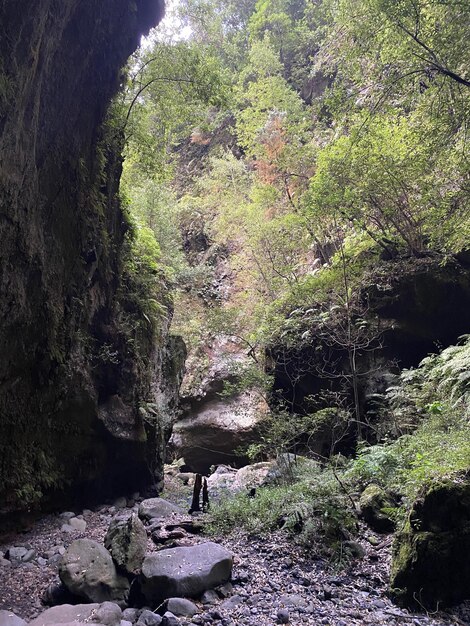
117,0,470,388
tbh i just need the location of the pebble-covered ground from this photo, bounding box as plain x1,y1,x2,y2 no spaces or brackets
0,489,469,626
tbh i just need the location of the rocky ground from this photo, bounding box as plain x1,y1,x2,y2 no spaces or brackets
0,476,469,626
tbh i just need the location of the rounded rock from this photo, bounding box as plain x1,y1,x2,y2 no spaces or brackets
141,542,232,604
59,539,130,603
136,610,162,626
277,609,289,624
138,498,182,521
166,599,198,618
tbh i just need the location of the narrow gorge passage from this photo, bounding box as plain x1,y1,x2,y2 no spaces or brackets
1,1,470,626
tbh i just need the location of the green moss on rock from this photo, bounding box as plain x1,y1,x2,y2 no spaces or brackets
359,484,396,533
390,472,470,609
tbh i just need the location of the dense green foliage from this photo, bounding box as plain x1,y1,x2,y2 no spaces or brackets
118,0,470,549
119,0,470,363
349,336,470,504
208,337,470,548
207,460,357,561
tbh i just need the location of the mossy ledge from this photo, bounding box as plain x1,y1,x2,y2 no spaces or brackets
0,0,184,518
390,471,470,609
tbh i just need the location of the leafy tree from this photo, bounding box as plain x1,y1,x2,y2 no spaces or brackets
120,41,229,183
117,0,470,456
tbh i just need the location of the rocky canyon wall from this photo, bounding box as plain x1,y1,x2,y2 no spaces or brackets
0,0,183,517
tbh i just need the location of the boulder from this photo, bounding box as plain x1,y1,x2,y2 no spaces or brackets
104,514,147,575
390,473,470,608
359,484,395,533
5,547,28,562
166,598,198,617
60,512,76,521
90,604,122,626
0,611,26,626
68,518,87,532
171,391,268,473
59,540,130,603
121,610,138,624
138,499,182,522
200,589,218,605
205,466,238,492
207,456,308,495
232,462,275,491
29,603,122,626
61,524,75,533
140,542,233,603
135,611,161,626
175,473,194,486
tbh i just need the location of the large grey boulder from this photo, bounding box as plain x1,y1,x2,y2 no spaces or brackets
29,603,122,626
138,499,182,521
0,611,26,626
171,391,267,473
104,514,147,574
140,542,232,603
59,540,130,603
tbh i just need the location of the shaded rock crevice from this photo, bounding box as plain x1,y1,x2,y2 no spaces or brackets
269,255,470,421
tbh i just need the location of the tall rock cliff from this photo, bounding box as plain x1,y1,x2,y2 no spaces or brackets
0,0,184,516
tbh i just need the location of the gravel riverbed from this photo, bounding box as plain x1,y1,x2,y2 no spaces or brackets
0,496,468,626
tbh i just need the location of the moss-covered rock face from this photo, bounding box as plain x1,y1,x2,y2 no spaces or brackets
268,255,470,444
390,472,470,608
359,484,396,533
0,0,181,517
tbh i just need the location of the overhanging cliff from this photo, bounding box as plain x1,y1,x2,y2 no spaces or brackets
0,0,184,515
